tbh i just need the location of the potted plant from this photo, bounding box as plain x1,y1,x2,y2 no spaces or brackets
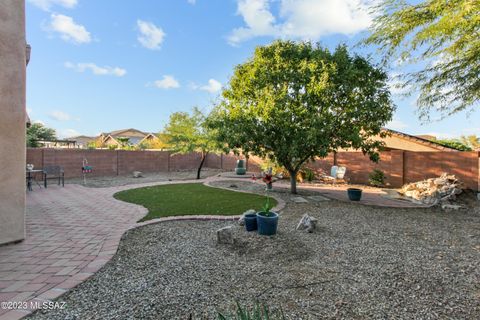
244,210,257,231
262,169,274,190
347,188,362,201
256,196,279,236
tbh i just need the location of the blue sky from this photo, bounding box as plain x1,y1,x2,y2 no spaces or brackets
26,0,479,139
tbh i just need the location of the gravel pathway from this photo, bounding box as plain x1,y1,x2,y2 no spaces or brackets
28,183,480,320
66,170,223,188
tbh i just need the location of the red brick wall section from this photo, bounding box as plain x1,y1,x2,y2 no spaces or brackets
170,152,203,171
336,152,393,185
117,150,169,175
247,155,263,173
306,154,335,176
26,148,43,169
83,149,118,177
221,153,243,171
25,149,480,190
404,151,479,190
205,153,222,169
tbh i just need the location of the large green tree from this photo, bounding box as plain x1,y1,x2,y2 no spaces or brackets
26,123,57,147
365,0,480,119
164,108,219,179
208,41,395,193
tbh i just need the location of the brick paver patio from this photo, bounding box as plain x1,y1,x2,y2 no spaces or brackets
0,178,424,319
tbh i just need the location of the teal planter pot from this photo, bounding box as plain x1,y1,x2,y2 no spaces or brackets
235,159,246,175
244,213,257,231
347,188,362,201
256,211,279,236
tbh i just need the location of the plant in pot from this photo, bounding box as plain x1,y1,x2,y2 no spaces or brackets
262,170,274,190
256,195,279,236
243,209,257,232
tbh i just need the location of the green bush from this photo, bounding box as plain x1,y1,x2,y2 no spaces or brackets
369,169,385,187
302,167,315,182
217,302,285,320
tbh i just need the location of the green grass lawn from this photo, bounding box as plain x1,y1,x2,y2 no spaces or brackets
114,183,276,222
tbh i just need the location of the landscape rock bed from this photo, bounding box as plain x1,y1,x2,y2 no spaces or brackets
29,191,480,319
399,173,464,205
66,169,223,188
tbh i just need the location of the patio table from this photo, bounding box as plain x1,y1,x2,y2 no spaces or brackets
27,169,43,191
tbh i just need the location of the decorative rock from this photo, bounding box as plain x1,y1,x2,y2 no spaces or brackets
238,209,256,226
441,204,465,211
307,195,331,202
229,184,238,188
217,226,234,244
296,214,317,233
398,173,463,205
291,197,309,203
133,171,143,178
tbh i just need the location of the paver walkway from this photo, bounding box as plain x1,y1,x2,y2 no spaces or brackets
0,177,426,320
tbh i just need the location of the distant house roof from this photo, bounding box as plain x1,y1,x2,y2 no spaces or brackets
102,128,148,138
69,135,95,146
382,128,458,151
98,129,158,146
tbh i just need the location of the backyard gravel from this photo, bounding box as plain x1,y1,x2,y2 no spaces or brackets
29,182,480,319
66,169,223,188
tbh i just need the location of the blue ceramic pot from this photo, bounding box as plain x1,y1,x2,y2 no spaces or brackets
347,188,362,201
256,211,279,236
244,213,257,231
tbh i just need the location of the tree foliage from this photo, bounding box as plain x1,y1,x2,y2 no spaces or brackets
459,135,480,150
435,139,472,151
365,0,480,119
26,123,57,147
208,40,395,193
164,107,219,179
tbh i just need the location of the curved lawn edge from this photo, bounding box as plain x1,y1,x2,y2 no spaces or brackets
113,181,285,223
202,180,286,213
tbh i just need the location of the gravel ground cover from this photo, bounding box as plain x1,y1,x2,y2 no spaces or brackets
29,182,480,320
66,169,223,188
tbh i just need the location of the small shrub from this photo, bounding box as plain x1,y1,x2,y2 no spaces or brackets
369,169,385,187
303,167,315,182
217,302,285,320
260,159,284,176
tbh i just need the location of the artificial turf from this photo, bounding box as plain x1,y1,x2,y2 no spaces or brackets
114,183,275,222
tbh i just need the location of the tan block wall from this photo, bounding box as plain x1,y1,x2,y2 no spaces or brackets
0,0,26,244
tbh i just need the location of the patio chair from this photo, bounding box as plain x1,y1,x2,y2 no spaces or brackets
320,166,347,184
43,165,64,188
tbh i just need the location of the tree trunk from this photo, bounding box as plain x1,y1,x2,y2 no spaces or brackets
197,152,208,179
289,170,298,194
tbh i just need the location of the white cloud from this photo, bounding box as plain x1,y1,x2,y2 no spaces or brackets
59,128,81,139
228,0,373,45
199,79,222,93
49,14,91,44
154,75,180,89
187,0,196,4
386,118,408,131
137,20,166,50
65,62,127,77
28,0,77,11
49,110,72,121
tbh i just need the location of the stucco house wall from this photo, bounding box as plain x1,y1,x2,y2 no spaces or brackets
0,0,26,244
